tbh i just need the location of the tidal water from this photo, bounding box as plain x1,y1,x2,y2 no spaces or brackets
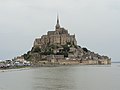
0,63,120,90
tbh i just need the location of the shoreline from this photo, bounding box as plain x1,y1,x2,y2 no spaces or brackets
0,58,112,70
0,64,112,72
0,62,112,71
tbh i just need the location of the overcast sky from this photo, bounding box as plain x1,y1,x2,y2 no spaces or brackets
0,0,120,61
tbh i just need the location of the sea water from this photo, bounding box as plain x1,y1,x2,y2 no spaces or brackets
0,63,120,90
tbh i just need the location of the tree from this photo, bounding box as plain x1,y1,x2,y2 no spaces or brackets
82,47,88,52
63,51,68,57
23,53,31,60
62,44,70,52
32,47,41,53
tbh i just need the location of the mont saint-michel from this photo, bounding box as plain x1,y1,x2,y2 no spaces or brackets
22,16,111,65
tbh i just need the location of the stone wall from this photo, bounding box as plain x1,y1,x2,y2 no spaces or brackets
32,59,111,66
33,25,77,48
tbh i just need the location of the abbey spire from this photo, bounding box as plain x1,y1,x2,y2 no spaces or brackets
55,15,60,29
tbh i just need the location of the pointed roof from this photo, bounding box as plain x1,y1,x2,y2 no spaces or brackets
55,14,60,29
57,14,59,25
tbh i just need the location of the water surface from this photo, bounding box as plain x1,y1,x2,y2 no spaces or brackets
0,63,120,90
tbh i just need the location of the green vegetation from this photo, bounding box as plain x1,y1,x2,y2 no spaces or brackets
82,47,88,52
63,51,68,57
78,45,81,48
23,51,31,60
31,47,41,53
62,44,70,52
74,45,78,49
23,43,75,60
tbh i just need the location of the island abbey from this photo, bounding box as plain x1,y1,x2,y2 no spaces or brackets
34,16,77,48
22,16,111,65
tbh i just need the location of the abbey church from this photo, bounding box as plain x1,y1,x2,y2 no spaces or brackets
34,16,77,48
22,16,111,65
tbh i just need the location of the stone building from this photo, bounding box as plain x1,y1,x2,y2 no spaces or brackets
22,15,111,65
34,16,77,48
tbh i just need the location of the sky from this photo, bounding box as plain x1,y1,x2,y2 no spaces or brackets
0,0,120,61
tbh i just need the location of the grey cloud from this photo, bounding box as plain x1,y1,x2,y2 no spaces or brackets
0,0,120,61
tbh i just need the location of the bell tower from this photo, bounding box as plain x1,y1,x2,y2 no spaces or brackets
55,15,60,30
